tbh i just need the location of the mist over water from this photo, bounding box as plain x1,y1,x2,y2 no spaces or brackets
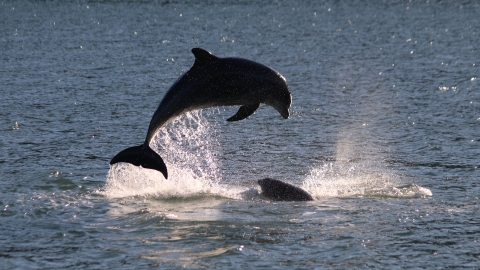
1,0,479,268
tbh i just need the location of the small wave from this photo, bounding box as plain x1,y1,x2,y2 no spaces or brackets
364,184,432,198
104,163,213,198
103,159,247,200
303,163,432,199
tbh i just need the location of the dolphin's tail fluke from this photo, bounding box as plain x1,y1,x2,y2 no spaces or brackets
110,144,168,179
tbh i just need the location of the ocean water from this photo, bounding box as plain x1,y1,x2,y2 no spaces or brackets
1,0,479,268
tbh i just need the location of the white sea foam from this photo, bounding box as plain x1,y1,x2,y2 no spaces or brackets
303,162,432,199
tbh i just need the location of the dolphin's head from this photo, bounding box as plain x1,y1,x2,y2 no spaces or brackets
265,74,292,119
190,49,292,119
272,89,292,119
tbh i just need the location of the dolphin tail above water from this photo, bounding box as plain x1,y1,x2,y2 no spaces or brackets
110,145,168,179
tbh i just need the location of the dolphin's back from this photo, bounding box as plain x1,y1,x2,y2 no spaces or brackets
258,178,314,201
144,49,291,144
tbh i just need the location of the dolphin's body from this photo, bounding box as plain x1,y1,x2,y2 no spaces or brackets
258,178,314,201
110,48,292,179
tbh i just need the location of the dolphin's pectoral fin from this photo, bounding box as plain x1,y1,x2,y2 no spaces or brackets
110,144,168,179
227,103,260,122
192,48,220,66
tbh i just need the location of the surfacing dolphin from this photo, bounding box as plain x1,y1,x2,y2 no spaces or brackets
258,178,314,201
110,48,292,179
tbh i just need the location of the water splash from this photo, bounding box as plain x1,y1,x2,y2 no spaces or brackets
152,110,222,184
303,127,432,199
303,162,432,199
104,110,225,199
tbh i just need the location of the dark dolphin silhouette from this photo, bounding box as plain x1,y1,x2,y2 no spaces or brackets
258,178,314,201
110,48,292,179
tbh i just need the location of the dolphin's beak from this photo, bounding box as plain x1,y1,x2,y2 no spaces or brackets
271,103,290,119
279,92,292,119
278,107,289,119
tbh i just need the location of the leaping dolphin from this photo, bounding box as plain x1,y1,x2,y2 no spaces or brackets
110,48,292,179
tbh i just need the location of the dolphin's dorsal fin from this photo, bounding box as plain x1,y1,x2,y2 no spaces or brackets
227,104,260,121
192,48,219,66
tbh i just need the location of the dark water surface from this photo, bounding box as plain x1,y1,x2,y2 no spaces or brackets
1,0,480,268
